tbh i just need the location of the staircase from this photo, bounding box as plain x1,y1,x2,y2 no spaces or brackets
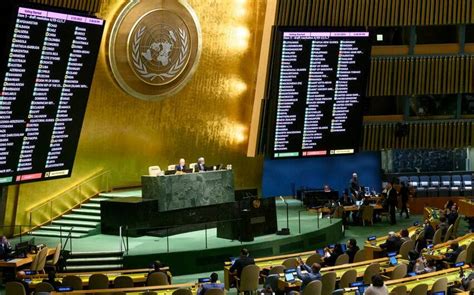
30,189,142,238
64,250,124,272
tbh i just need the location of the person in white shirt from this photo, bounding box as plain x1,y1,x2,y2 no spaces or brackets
364,275,388,295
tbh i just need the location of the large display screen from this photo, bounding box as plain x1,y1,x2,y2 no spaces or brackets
268,27,371,159
0,5,104,185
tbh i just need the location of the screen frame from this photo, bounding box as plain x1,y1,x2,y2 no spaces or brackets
265,26,372,160
0,2,105,185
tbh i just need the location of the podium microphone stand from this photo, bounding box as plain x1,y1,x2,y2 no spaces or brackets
277,196,290,235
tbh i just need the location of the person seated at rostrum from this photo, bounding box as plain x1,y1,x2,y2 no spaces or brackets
197,272,224,295
364,274,388,295
345,239,360,263
147,260,172,284
323,243,344,267
229,248,255,279
175,158,186,171
296,257,322,291
380,231,402,254
195,157,206,172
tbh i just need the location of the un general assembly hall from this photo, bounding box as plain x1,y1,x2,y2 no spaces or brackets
0,0,473,294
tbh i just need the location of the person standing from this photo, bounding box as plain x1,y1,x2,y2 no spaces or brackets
349,172,362,200
385,182,398,225
399,181,409,219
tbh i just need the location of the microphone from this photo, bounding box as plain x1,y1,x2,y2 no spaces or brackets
280,196,287,204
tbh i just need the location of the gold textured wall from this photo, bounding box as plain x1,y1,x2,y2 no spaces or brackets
7,0,267,227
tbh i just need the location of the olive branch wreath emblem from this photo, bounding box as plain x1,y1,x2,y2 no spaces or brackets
131,26,189,81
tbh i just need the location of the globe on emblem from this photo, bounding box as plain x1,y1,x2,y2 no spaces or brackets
108,0,202,101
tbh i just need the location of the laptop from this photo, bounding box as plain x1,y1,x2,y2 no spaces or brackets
183,168,193,173
432,292,445,295
316,249,324,256
408,272,417,277
165,170,176,175
367,236,376,242
340,243,347,252
455,261,465,267
57,287,73,292
357,285,369,295
328,244,335,249
364,187,370,196
356,200,363,206
389,256,398,266
284,269,296,283
198,278,211,283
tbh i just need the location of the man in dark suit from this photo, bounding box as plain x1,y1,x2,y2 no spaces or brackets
229,248,255,279
380,231,402,254
385,182,398,225
345,239,360,263
175,158,186,171
399,181,409,219
197,272,224,295
195,157,206,172
444,242,463,263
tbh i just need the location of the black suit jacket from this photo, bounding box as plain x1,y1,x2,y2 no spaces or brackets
196,163,206,172
175,165,186,171
380,236,402,253
229,256,255,278
387,188,398,206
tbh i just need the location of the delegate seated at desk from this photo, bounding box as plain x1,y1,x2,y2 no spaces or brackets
380,231,402,254
175,158,186,171
296,258,321,291
229,248,255,279
443,242,463,263
198,272,225,295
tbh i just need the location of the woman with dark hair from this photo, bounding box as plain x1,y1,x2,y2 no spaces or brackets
346,239,360,263
323,243,343,266
364,274,388,295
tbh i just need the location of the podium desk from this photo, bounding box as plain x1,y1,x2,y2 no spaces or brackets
142,170,235,212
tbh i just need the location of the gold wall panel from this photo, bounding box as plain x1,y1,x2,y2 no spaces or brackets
7,0,268,227
276,0,474,26
362,121,474,150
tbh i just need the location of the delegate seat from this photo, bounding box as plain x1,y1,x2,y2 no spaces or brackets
451,175,462,195
462,174,473,195
409,176,419,190
398,176,409,185
439,175,451,196
428,175,441,197
417,175,429,197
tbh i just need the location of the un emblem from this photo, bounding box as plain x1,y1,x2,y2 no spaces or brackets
108,0,202,100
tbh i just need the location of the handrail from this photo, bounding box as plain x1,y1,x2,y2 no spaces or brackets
119,225,129,255
62,228,73,253
26,170,111,234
